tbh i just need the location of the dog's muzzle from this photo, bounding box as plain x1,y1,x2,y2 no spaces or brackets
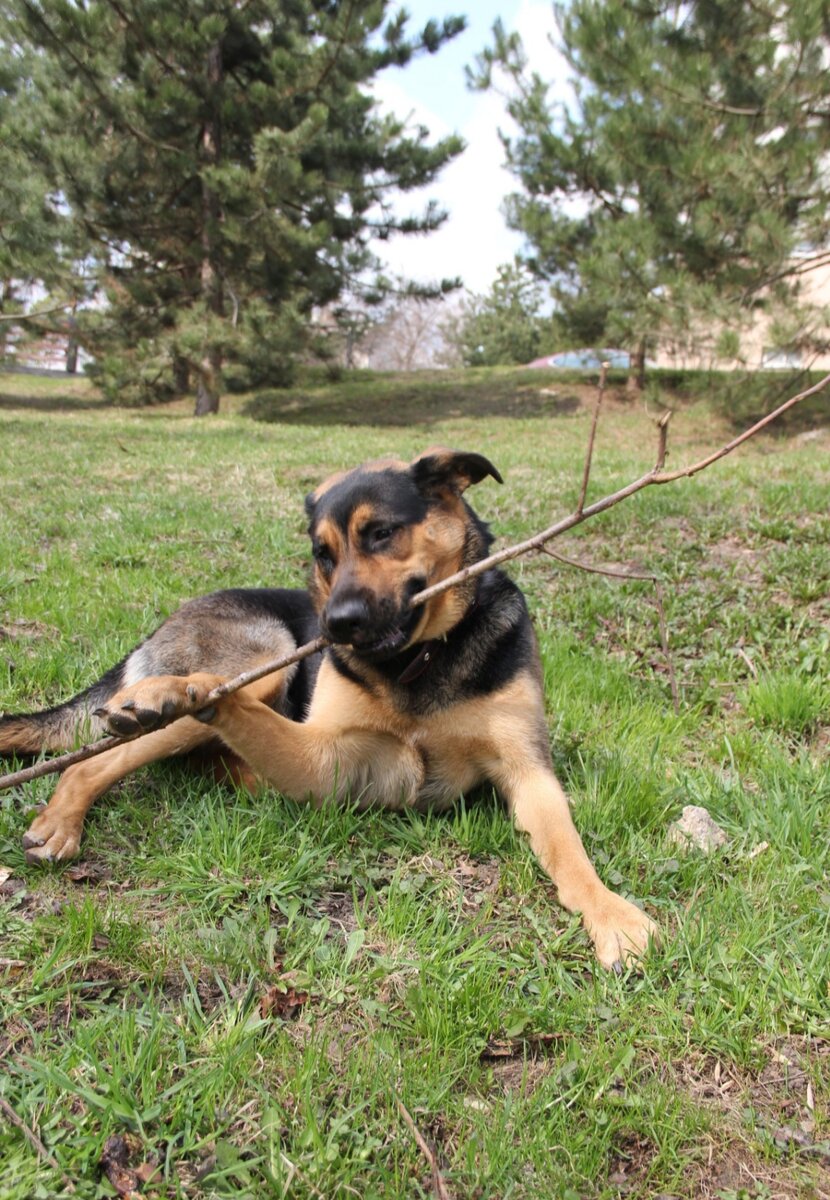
322,593,423,661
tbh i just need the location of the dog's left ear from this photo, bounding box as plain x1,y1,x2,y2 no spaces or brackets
410,448,503,497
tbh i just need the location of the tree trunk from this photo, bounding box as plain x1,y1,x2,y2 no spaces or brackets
65,313,79,374
195,42,224,417
172,355,190,395
625,338,647,396
0,281,14,361
194,348,222,415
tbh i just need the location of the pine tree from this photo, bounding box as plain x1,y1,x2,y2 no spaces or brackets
0,19,68,356
9,0,464,412
473,0,830,391
441,261,546,367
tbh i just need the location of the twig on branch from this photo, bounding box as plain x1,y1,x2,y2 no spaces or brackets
576,360,608,513
0,1096,76,1193
396,1097,452,1200
539,548,680,714
650,373,828,482
0,372,826,793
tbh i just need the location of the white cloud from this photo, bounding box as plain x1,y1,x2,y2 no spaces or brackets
370,0,571,295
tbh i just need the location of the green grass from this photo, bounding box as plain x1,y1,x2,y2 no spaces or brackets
0,367,828,1199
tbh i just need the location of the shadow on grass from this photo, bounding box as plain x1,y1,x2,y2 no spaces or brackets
243,367,591,427
0,389,110,413
662,368,830,435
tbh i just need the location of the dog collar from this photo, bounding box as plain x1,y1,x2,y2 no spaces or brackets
395,589,482,686
396,640,436,685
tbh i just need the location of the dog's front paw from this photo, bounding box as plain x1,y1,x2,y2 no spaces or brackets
95,673,222,737
23,808,82,863
585,891,658,972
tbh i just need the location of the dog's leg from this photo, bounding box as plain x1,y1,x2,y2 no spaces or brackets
21,718,219,863
98,673,424,807
22,669,289,863
499,765,657,970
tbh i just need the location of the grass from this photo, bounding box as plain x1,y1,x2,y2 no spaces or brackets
0,366,828,1199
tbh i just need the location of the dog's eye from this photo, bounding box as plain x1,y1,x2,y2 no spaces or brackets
313,544,335,575
369,525,400,547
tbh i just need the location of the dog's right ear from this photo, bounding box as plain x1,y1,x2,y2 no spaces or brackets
304,493,317,519
410,447,503,498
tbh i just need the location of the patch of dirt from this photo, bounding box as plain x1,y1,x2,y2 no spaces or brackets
0,618,60,641
315,888,361,933
403,851,501,904
487,1055,551,1097
607,1130,657,1195
811,726,830,762
0,874,65,921
670,1037,830,1197
480,1031,564,1097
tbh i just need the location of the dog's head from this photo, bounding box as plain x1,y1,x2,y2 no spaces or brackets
305,448,502,661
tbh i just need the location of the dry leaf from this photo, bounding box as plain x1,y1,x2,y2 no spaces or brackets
259,983,309,1021
66,862,110,883
100,1134,142,1199
481,1032,562,1059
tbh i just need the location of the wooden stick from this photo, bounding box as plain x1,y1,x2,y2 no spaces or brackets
0,1095,76,1192
539,548,681,713
0,637,330,789
576,360,608,513
396,1097,452,1200
0,372,826,793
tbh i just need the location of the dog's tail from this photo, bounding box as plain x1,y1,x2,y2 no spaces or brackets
0,660,129,757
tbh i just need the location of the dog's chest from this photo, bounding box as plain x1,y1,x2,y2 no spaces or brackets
409,720,489,808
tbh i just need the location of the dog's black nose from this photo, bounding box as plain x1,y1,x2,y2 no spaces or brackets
323,595,372,643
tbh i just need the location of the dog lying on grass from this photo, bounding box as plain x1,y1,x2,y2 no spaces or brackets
0,447,656,969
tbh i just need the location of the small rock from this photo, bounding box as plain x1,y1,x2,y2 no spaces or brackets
668,805,727,853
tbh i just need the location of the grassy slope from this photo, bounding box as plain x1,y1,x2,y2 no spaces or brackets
0,368,828,1200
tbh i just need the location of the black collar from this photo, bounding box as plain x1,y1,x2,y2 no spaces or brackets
396,640,436,685
394,592,481,686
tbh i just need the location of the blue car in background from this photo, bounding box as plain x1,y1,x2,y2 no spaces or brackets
527,348,631,369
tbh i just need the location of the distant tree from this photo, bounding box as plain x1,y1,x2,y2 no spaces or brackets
473,0,830,391
442,261,547,367
356,293,453,370
8,0,465,412
0,23,68,358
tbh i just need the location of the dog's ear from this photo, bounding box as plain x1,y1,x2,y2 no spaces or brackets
304,492,317,520
410,447,503,497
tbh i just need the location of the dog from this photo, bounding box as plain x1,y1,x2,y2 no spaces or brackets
0,448,656,969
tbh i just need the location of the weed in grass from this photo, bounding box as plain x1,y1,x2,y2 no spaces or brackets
743,671,828,737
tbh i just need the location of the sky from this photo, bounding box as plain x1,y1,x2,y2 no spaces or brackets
370,1,570,295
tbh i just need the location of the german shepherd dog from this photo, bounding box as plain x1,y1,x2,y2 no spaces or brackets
1,449,656,969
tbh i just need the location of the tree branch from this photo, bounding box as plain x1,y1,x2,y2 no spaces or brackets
0,303,75,324
0,373,826,793
396,1097,452,1200
0,1096,76,1193
576,360,607,513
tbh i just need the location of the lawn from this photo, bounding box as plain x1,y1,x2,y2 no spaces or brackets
0,367,828,1199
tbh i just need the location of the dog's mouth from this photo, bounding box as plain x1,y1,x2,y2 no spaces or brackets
350,606,423,662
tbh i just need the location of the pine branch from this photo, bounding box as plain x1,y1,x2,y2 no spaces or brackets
0,303,74,324
0,373,827,793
